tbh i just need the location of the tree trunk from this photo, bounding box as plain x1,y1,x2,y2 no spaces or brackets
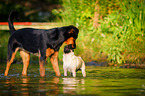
93,1,99,28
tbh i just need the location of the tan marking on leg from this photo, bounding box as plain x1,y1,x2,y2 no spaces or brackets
39,57,45,77
46,48,54,60
4,48,19,76
20,50,30,75
39,50,45,77
50,52,61,76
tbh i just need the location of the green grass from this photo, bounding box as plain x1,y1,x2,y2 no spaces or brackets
0,30,10,60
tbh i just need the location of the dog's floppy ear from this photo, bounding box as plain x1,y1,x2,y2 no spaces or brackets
68,29,74,34
67,25,79,38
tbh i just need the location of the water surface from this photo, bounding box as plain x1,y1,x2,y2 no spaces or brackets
0,63,145,96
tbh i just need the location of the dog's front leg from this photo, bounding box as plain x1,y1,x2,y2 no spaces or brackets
50,52,61,76
64,68,67,76
39,58,45,77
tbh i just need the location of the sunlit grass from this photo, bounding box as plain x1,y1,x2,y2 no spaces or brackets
59,0,145,64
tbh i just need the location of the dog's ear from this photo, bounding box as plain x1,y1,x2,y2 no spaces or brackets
68,25,79,39
68,29,74,34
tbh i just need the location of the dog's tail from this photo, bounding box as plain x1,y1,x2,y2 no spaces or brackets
8,10,19,33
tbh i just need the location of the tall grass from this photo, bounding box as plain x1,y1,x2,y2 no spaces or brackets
58,0,145,64
98,0,145,64
0,30,10,60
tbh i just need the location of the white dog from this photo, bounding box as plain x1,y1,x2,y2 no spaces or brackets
63,45,86,77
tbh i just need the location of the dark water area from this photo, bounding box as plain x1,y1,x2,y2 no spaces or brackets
0,63,145,96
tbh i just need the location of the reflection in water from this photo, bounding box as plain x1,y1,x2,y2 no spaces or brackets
0,64,145,96
3,76,59,96
3,76,86,95
39,77,59,96
62,78,85,94
21,78,30,95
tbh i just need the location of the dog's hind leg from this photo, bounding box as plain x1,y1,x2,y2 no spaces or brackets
20,50,30,75
81,68,86,77
72,70,76,77
4,48,19,76
50,51,61,76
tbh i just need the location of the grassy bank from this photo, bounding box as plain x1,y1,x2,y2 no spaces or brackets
56,0,145,64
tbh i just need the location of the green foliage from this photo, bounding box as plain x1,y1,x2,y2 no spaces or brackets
0,31,10,60
59,0,145,64
59,0,96,27
98,0,121,17
98,0,145,64
0,0,61,22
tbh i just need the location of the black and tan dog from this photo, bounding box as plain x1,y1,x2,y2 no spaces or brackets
4,10,79,77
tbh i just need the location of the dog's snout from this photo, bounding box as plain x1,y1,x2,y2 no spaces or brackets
65,37,76,49
72,44,76,49
68,44,76,49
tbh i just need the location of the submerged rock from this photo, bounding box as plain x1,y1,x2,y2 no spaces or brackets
85,61,109,67
119,64,145,69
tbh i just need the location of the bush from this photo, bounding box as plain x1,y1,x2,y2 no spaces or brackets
58,0,145,64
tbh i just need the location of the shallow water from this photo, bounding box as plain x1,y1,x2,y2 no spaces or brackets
0,63,145,96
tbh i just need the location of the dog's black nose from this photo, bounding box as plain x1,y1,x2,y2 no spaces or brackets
68,44,76,49
64,45,71,53
64,44,75,53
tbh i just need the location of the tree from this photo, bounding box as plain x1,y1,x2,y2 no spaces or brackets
93,1,99,28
